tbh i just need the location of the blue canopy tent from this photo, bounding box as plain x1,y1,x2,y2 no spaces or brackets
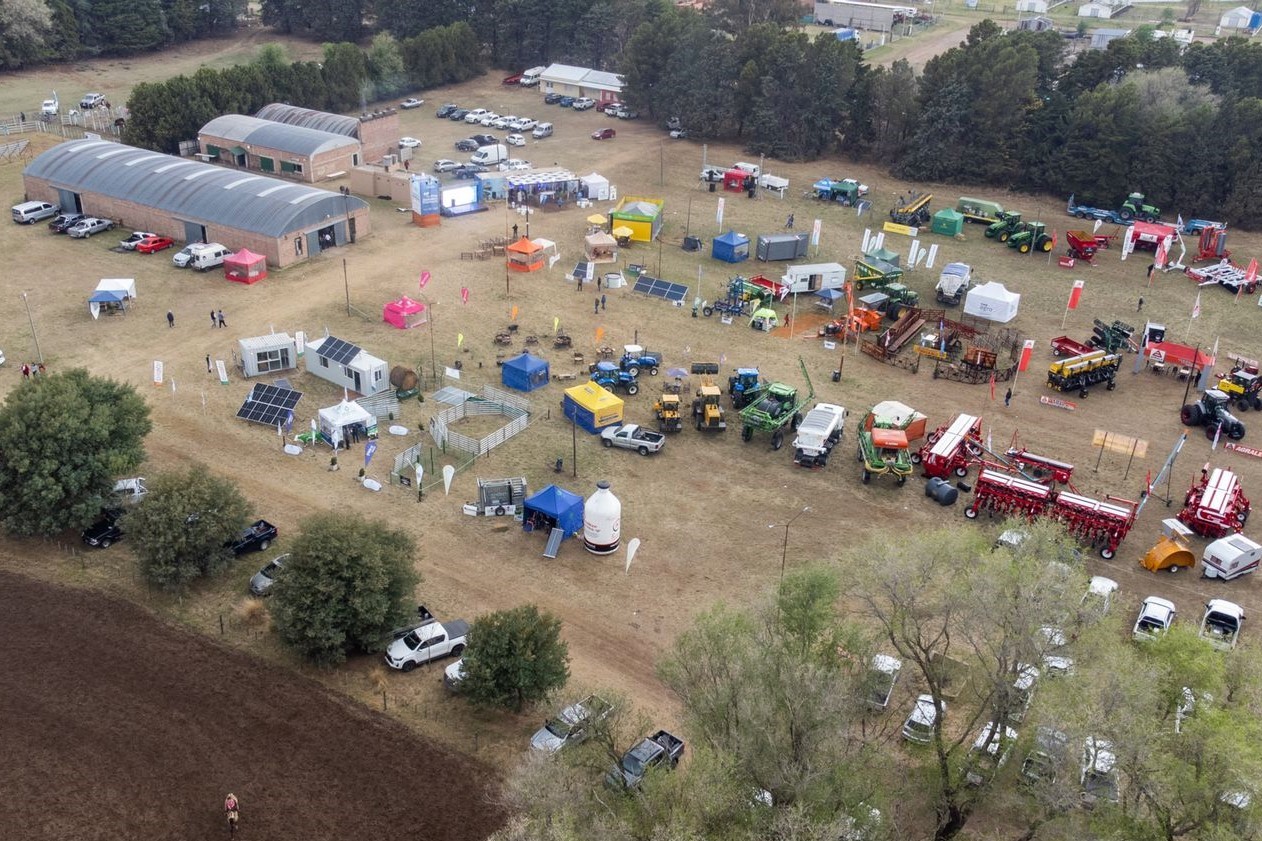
88,287,130,318
712,230,750,263
501,352,550,392
522,485,584,536
814,288,844,313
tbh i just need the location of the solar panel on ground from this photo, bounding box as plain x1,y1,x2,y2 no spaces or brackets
632,275,688,303
236,383,302,426
317,336,360,366
571,262,594,281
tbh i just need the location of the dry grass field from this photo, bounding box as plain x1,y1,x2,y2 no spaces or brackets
4,34,1262,837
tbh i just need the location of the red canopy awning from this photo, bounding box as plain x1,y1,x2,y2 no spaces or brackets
1145,341,1214,370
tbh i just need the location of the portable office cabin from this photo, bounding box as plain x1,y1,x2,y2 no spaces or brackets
781,262,847,293
562,383,624,433
757,233,808,261
238,332,298,377
712,230,750,263
305,334,390,395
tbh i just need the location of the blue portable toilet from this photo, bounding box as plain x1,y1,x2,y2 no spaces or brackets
712,230,750,263
522,485,585,536
501,352,550,392
835,28,859,41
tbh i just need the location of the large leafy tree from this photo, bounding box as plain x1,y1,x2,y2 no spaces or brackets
0,0,52,70
0,369,150,537
85,0,168,55
460,605,569,712
126,466,250,591
270,513,419,666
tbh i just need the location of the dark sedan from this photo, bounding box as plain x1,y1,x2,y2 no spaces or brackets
82,509,124,548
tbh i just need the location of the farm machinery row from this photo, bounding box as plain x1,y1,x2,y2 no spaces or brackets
651,363,729,433
1066,192,1161,224
984,211,1055,254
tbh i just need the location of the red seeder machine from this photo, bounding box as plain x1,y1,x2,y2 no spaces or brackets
1178,467,1251,538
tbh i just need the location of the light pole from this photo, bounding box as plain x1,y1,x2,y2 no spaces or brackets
419,293,438,384
21,291,42,364
771,505,812,585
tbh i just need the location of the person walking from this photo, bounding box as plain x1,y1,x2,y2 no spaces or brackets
217,309,226,328
601,293,607,311
206,355,212,373
594,296,600,314
210,310,217,328
167,310,175,328
20,364,30,379
1004,387,1012,407
785,213,794,230
1137,296,1144,312
1146,263,1155,283
596,275,602,290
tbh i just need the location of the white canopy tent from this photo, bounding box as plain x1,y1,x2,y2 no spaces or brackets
89,277,137,319
318,399,377,447
581,172,610,201
964,281,1020,323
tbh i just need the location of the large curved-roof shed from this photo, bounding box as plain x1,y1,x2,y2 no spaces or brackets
200,114,359,157
24,140,366,238
255,103,361,137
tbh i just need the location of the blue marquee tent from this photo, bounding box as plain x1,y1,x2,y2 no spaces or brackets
712,230,750,263
501,352,550,392
522,484,584,536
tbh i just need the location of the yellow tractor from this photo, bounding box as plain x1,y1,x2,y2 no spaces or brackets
1218,368,1262,411
653,380,684,433
690,362,727,431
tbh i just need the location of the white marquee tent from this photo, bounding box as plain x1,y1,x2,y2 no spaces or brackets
581,172,610,201
89,277,137,319
318,399,377,447
964,281,1020,323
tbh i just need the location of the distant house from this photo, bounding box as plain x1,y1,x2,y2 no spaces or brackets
1220,5,1257,29
1079,0,1129,18
1090,27,1132,48
1018,15,1055,31
538,64,624,105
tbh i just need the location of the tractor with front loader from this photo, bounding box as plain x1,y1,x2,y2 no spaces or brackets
739,357,814,450
689,362,727,431
653,380,684,433
1182,389,1246,440
1007,221,1054,254
985,211,1024,242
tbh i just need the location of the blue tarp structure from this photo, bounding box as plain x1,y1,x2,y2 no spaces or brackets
815,288,843,311
501,352,550,392
89,289,128,303
712,230,750,263
522,484,584,536
835,27,859,41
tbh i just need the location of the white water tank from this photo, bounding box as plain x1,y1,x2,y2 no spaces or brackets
584,480,621,554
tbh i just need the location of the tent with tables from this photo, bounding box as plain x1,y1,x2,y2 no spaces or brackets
89,277,136,318
318,399,377,447
505,168,580,208
501,352,550,392
383,296,427,329
224,248,268,284
522,484,584,537
584,231,618,263
506,236,546,272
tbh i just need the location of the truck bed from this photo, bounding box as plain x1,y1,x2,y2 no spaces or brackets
444,619,470,640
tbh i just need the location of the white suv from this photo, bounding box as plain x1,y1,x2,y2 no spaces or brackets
572,97,596,111
902,694,942,743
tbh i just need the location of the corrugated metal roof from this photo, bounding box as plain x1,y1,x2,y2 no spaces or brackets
540,64,590,83
582,70,624,90
255,103,360,137
239,333,296,353
24,140,368,239
200,115,359,157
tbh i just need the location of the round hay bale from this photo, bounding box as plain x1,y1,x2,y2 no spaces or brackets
390,365,418,390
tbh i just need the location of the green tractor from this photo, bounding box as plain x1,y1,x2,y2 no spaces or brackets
985,211,1023,242
739,357,815,450
1007,221,1054,254
883,282,920,320
1119,192,1160,223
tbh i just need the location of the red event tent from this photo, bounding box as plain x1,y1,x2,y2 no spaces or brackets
224,249,268,284
382,296,427,329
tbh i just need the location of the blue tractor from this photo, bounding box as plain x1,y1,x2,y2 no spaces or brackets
591,361,640,395
729,368,764,410
619,344,661,376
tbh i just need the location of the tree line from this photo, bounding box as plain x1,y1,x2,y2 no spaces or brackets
121,30,482,154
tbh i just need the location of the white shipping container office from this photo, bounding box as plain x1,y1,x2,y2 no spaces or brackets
238,332,298,378
781,262,847,293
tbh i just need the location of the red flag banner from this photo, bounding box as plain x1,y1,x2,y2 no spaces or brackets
1018,339,1036,372
1154,241,1167,268
989,372,996,401
1067,279,1085,310
460,286,469,304
1050,230,1058,249
1247,259,1258,284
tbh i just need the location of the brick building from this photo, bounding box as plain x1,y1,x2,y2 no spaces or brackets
199,114,362,183
254,103,399,164
22,139,370,268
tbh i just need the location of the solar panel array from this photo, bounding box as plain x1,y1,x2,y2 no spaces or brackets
632,275,688,303
317,336,361,366
236,383,302,426
571,261,594,281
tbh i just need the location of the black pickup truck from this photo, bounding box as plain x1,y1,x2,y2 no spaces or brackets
227,519,278,556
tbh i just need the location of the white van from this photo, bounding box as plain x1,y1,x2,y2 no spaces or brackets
532,122,554,139
733,161,762,178
520,66,546,87
12,201,59,224
471,143,508,166
188,243,231,271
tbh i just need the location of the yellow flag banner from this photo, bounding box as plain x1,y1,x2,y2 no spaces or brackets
457,333,464,348
595,326,605,343
553,316,560,333
511,305,519,321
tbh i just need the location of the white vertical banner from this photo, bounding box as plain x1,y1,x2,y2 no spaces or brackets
295,330,306,356
861,228,872,253
625,537,642,574
442,464,456,495
415,463,424,489
716,197,725,230
811,218,822,248
874,232,885,251
152,360,164,386
908,240,920,268
215,360,229,384
926,243,939,269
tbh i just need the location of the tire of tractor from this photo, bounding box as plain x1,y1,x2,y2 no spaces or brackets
1100,547,1115,560
1040,239,1053,253
1230,423,1246,440
862,469,871,484
998,231,1010,242
626,366,639,376
649,367,659,376
1206,425,1219,441
702,306,714,317
603,438,613,448
1181,403,1203,426
626,384,638,395
742,426,753,442
1018,242,1031,254
965,507,978,519
910,452,922,464
818,452,828,467
638,446,649,456
791,412,802,431
896,475,906,486
1119,209,1134,221
771,430,784,450
1238,400,1250,412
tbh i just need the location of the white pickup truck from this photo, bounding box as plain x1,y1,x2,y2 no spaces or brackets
792,403,847,467
385,615,469,672
600,424,666,455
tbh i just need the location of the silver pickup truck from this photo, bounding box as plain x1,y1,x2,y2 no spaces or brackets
600,424,666,455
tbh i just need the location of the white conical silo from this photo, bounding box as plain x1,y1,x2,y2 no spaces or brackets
583,480,621,554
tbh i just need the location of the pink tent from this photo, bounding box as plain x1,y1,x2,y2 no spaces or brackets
224,249,268,284
383,296,427,329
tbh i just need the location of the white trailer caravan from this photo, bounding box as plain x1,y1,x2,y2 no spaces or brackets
780,262,847,294
1202,534,1262,580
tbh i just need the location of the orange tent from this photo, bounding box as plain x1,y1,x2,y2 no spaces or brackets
506,236,544,273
